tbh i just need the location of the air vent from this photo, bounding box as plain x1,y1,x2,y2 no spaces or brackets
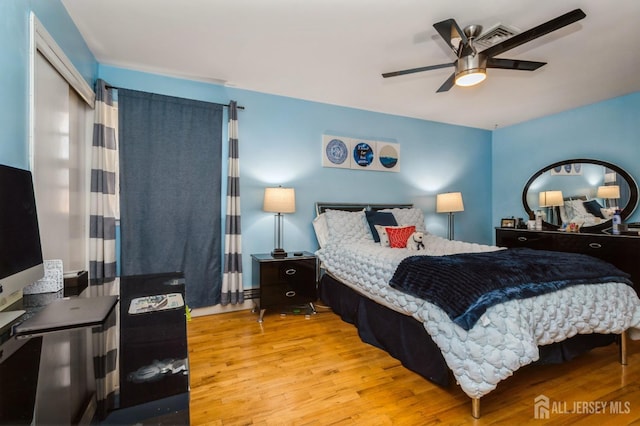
243,288,260,300
475,23,520,50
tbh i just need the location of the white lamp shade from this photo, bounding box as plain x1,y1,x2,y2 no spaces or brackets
539,190,564,207
263,187,296,213
436,192,464,213
597,185,620,199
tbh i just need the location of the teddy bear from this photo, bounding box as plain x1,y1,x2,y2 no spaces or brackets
406,231,425,250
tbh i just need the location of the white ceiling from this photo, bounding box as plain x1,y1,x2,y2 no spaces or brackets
61,0,640,130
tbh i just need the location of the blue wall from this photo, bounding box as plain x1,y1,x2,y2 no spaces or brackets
492,92,640,229
99,66,494,280
0,0,96,169
3,1,639,299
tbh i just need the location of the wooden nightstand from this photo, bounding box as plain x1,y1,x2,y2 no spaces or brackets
251,252,318,323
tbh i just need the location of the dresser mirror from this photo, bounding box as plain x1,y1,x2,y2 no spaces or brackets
522,159,638,233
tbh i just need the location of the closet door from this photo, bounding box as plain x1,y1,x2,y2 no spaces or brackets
68,85,91,272
33,51,90,273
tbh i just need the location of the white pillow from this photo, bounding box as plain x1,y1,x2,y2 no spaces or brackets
380,208,427,233
324,209,373,244
312,213,329,248
374,225,391,247
564,199,589,221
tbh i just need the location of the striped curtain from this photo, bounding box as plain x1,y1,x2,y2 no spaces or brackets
90,79,119,278
89,278,120,418
221,101,243,305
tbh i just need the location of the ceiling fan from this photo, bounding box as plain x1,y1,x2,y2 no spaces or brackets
382,8,586,92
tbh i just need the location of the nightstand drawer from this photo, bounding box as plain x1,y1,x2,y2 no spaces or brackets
260,281,310,306
260,259,315,283
259,259,316,303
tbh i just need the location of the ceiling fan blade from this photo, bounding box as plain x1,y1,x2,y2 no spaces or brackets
481,8,586,58
487,58,547,71
433,19,468,54
436,72,456,93
382,62,454,78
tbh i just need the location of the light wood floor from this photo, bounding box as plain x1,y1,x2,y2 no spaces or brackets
188,307,640,425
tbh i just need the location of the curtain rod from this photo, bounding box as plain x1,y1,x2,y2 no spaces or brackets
104,85,245,110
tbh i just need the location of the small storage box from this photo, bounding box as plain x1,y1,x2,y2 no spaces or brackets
23,259,63,295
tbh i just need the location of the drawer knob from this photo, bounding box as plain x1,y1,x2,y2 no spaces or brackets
588,242,602,249
517,236,528,242
285,268,297,275
285,291,296,297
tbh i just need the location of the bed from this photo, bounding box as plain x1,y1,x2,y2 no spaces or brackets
313,202,640,418
559,196,614,228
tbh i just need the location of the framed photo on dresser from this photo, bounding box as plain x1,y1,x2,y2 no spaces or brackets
501,218,516,228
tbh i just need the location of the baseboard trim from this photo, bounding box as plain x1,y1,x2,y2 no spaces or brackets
191,300,254,317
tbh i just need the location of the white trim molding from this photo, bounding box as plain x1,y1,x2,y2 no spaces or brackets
29,12,95,171
30,12,95,107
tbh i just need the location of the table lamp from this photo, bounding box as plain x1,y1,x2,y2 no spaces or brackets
597,185,620,208
539,190,564,225
436,192,464,240
263,186,295,257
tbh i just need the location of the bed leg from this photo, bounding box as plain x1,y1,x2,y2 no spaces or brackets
471,397,481,419
620,330,628,365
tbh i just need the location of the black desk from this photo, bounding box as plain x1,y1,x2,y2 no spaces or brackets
0,273,190,425
102,273,189,425
1,280,102,425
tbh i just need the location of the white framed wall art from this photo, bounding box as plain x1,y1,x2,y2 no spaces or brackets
322,135,399,173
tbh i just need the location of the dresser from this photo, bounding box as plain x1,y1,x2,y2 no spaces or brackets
495,228,640,295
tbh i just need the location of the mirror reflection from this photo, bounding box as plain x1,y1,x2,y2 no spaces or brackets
522,159,638,233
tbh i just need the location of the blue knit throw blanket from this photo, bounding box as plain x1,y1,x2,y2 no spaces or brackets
390,247,632,330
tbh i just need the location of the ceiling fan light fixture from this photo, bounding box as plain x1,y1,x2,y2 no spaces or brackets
384,9,586,92
455,53,487,87
455,69,486,87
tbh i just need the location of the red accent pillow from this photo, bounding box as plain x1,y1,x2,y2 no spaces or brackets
386,226,415,248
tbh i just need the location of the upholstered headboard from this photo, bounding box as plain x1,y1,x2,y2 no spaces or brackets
315,202,413,216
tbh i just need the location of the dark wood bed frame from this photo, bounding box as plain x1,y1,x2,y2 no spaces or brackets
315,202,629,418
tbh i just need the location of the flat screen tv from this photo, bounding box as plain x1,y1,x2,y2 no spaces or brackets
0,164,44,311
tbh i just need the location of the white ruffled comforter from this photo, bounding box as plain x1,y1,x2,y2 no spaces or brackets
317,234,640,398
